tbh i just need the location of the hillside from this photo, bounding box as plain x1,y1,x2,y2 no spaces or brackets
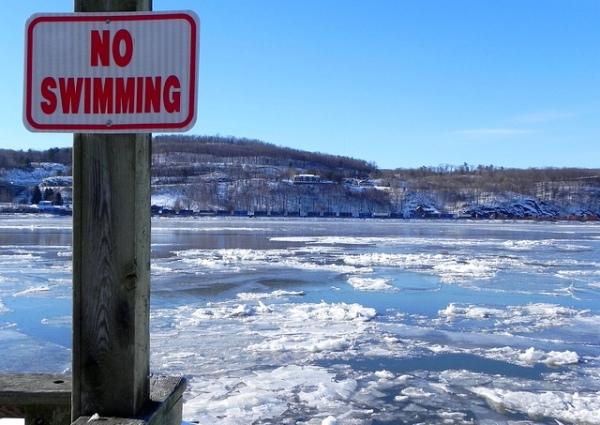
1,135,599,220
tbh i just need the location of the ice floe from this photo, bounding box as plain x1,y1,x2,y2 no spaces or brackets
150,263,173,274
13,285,51,297
439,303,505,320
271,236,381,245
400,386,434,398
437,302,599,333
182,365,366,425
40,316,72,327
343,252,511,282
374,370,395,380
151,300,382,421
172,247,366,274
154,300,377,359
471,387,600,424
517,347,580,366
543,350,580,366
321,416,337,425
502,239,592,252
271,235,595,253
346,276,394,291
236,290,305,300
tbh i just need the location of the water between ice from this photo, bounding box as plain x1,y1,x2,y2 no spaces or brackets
0,216,599,424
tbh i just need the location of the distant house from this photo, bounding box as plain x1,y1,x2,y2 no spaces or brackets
343,178,382,190
293,174,321,184
343,178,361,187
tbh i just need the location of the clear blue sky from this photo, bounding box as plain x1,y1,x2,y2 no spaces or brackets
2,1,599,169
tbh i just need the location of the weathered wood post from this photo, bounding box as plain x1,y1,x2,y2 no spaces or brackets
72,0,152,420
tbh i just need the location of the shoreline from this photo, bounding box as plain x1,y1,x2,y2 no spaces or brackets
0,209,598,223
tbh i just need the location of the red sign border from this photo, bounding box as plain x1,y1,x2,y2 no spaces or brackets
24,12,198,133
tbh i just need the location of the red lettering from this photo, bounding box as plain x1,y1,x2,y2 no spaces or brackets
91,30,110,67
40,74,184,117
163,76,181,113
40,77,57,114
59,78,83,114
112,30,133,67
136,77,144,113
144,76,161,113
93,78,113,114
83,78,91,114
115,77,135,113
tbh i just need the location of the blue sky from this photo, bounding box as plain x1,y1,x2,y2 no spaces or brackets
2,1,599,169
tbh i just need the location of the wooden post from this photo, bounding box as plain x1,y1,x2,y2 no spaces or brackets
72,0,152,420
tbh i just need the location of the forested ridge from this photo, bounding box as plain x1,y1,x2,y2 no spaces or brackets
1,135,599,219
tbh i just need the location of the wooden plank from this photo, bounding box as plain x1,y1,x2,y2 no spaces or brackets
0,374,70,406
149,376,186,404
71,418,146,425
71,377,186,425
0,374,71,425
143,376,186,425
0,374,185,425
24,405,71,425
72,2,152,420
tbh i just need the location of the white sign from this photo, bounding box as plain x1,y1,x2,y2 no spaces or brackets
24,11,199,133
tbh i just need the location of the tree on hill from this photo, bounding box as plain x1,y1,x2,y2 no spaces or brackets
43,188,54,201
152,135,376,175
31,186,42,204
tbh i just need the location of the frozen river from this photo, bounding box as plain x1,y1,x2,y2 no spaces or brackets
0,215,599,424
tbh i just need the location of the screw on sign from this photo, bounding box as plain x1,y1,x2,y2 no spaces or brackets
24,11,199,132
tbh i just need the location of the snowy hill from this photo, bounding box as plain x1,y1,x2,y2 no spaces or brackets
0,137,599,220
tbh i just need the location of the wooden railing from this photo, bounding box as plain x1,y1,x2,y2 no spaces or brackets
0,374,186,425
